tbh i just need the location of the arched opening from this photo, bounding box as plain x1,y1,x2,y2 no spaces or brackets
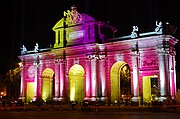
68,64,85,103
143,75,159,104
110,61,131,104
42,68,54,102
120,64,131,104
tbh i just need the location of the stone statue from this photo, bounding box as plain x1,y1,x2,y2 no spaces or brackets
64,5,82,25
131,26,139,38
34,43,39,52
21,45,27,55
155,20,163,34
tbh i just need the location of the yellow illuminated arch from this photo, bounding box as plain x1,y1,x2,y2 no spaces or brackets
110,61,129,103
68,64,85,103
42,68,54,102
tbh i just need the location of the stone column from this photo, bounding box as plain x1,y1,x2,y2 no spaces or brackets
84,56,91,100
54,59,60,100
99,55,106,101
54,30,59,47
37,62,43,99
169,52,176,99
171,52,177,98
131,50,139,102
91,56,97,101
157,47,170,101
33,61,39,101
19,62,25,101
59,58,65,101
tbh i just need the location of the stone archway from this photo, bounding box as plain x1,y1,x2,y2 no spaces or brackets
42,68,54,102
143,75,159,104
68,64,85,103
110,61,131,103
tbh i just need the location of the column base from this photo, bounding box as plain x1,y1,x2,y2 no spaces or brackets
53,97,59,101
100,97,106,101
90,97,97,101
84,97,90,101
57,97,64,101
131,96,140,106
131,96,139,102
171,96,175,100
158,96,167,102
32,97,37,101
18,96,25,102
32,96,43,102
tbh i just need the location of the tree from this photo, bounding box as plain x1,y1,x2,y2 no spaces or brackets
5,67,21,100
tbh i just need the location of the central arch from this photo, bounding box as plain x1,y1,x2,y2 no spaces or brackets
110,61,131,103
68,64,85,103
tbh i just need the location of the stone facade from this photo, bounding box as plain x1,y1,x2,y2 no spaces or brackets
18,6,178,105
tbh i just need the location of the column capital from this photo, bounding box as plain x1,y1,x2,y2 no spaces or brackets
170,51,176,56
157,47,170,54
131,50,139,56
86,54,106,60
55,58,66,63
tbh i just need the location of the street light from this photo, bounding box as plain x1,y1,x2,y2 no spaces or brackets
0,92,3,98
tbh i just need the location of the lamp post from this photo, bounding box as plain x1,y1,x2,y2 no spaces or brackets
0,92,3,98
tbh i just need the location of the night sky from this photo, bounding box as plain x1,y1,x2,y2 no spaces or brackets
0,0,180,74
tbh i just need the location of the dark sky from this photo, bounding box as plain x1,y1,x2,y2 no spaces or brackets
0,0,180,74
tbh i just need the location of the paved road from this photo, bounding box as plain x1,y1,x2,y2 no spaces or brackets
0,111,180,119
